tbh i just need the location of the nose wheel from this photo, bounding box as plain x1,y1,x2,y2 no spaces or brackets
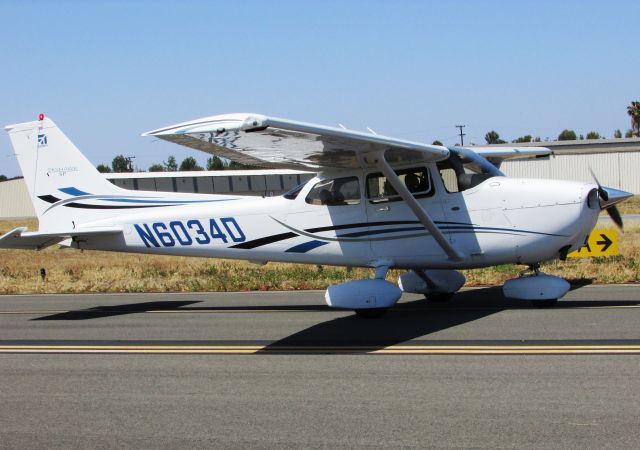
503,264,570,307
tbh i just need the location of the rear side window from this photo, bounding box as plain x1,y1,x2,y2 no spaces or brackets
366,167,433,203
305,176,361,206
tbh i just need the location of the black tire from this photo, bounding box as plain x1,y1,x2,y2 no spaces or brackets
355,308,389,319
425,293,454,302
531,299,558,308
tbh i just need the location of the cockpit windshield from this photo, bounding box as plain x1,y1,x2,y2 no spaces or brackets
437,148,503,193
282,182,305,200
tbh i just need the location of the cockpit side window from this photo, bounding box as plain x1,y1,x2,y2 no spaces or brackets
366,167,433,203
305,176,361,206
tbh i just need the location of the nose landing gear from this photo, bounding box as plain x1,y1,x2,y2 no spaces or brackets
503,264,569,307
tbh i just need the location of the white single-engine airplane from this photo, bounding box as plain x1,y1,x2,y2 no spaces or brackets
1,114,633,317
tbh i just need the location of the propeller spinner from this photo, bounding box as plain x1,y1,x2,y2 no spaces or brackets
589,169,633,229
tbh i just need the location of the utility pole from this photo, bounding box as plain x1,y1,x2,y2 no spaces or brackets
455,125,466,146
125,156,136,172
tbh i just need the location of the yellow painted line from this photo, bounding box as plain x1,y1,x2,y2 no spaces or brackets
1,349,639,355
0,309,315,315
581,305,640,309
147,310,311,314
0,345,639,355
1,305,640,316
0,345,637,350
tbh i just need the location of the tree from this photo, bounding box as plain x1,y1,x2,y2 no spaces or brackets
0,175,7,182
513,135,532,143
627,100,640,136
96,164,112,173
226,161,257,170
557,129,577,141
586,131,601,140
578,134,584,140
431,140,443,146
179,156,203,171
625,129,634,138
206,155,225,170
614,129,622,138
112,154,133,173
164,156,178,172
148,164,165,172
484,130,506,144
533,136,542,142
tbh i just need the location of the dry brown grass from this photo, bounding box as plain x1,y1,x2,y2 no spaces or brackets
1,219,638,294
617,196,640,215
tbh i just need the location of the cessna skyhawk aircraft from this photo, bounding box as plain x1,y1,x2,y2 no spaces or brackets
1,114,632,317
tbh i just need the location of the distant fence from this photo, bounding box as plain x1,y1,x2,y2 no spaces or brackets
501,152,640,194
107,171,315,197
0,179,36,219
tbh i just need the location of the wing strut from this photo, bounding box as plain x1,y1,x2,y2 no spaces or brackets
374,153,465,262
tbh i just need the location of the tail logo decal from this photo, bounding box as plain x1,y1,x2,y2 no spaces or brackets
46,167,78,177
37,134,48,146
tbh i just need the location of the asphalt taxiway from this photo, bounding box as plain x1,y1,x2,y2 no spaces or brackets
1,285,639,448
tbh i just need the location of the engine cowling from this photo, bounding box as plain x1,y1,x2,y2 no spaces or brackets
325,279,402,309
503,273,570,300
398,269,466,295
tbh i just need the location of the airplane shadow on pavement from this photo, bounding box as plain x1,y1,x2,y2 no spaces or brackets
260,285,640,352
30,285,640,352
31,301,328,321
32,301,204,320
261,287,510,351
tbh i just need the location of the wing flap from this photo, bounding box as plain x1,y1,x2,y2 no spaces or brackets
0,227,122,250
143,113,450,170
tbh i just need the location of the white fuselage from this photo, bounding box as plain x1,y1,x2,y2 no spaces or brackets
79,163,600,270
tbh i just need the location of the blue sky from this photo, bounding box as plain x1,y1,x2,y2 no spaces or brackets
1,0,638,176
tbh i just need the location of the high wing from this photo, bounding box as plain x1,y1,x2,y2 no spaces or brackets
464,146,551,169
143,113,449,170
0,227,122,250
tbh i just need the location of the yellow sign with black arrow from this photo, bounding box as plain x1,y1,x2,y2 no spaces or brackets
568,229,618,258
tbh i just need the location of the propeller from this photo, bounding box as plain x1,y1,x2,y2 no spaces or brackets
589,168,624,229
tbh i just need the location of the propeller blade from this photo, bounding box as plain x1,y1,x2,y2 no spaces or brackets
607,205,623,229
589,168,608,201
589,168,631,229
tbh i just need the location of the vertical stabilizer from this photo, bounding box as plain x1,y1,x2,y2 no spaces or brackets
5,117,122,230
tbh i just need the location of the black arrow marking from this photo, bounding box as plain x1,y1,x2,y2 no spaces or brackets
596,233,613,252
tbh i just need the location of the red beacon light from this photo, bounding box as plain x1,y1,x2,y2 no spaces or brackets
38,113,45,121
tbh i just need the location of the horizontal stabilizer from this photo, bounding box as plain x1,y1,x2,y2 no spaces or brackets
0,227,122,250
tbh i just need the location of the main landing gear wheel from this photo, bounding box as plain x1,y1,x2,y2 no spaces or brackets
425,293,454,302
354,308,389,319
531,299,558,308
